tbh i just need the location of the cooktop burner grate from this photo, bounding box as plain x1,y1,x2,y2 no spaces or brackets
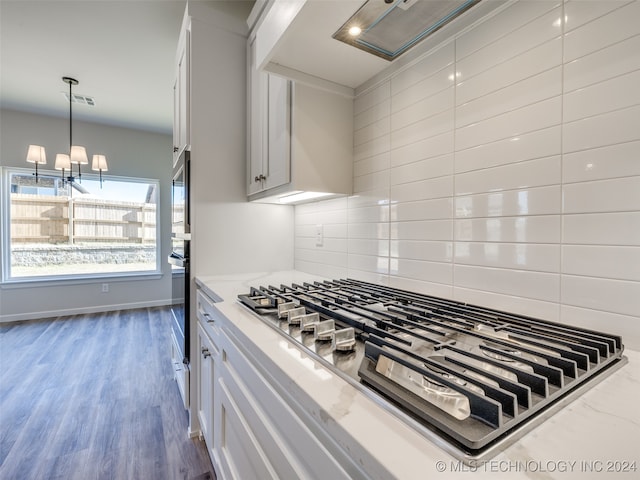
238,278,625,458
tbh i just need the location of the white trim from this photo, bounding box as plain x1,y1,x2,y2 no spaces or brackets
0,299,173,323
265,62,355,98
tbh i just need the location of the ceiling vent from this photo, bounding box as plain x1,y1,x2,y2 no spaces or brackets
62,92,96,106
333,0,481,61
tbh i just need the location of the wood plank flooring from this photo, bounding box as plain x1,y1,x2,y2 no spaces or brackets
0,307,215,480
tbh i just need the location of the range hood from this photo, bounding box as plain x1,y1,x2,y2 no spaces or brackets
333,0,482,61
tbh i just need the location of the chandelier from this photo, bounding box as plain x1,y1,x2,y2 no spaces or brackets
26,76,108,187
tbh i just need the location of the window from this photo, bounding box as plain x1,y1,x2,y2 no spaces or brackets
2,168,160,281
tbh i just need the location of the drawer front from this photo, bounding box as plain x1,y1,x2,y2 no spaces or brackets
196,289,224,340
216,328,352,480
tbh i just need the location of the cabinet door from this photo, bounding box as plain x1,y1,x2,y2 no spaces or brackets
248,39,266,195
197,324,216,453
172,74,180,166
265,74,291,190
174,30,190,164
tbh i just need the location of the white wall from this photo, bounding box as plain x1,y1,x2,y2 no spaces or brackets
0,109,174,321
294,0,640,349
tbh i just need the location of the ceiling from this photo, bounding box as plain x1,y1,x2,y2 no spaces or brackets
0,0,189,135
0,0,502,135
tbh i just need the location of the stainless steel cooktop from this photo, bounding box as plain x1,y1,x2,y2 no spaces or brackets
238,278,626,461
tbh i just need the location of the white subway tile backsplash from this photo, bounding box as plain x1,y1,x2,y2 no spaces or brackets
354,115,390,147
562,245,640,281
354,99,390,131
348,238,389,257
353,169,389,193
456,38,562,105
455,216,562,243
390,131,453,168
389,276,454,299
390,176,453,203
456,97,562,151
455,156,561,196
563,0,640,62
354,135,390,162
391,88,453,131
563,70,640,123
563,177,640,213
456,67,562,129
560,305,639,350
390,154,453,185
349,253,389,275
349,222,390,240
455,186,562,218
454,265,560,302
391,109,454,150
392,68,454,114
456,0,560,60
347,188,390,209
347,204,390,224
456,7,562,81
390,240,453,262
295,0,639,341
455,126,561,174
391,198,453,222
390,220,453,241
391,43,455,95
354,81,390,115
564,0,632,33
563,35,640,93
561,275,640,317
563,105,640,153
563,212,640,246
454,286,561,322
389,258,453,285
562,141,640,183
354,151,390,177
454,242,560,273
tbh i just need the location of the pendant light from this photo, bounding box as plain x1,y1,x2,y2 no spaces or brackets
26,76,108,188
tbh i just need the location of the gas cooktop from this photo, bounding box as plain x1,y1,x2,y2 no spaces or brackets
238,278,626,461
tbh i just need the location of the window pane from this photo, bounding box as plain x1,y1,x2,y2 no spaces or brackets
9,171,158,278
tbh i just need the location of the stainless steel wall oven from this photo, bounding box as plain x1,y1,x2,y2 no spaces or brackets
169,150,190,367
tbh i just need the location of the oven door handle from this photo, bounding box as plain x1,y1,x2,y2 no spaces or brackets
168,253,188,268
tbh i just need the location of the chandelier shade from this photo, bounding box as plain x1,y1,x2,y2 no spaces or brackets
92,154,108,172
70,145,89,165
26,145,47,164
55,154,71,170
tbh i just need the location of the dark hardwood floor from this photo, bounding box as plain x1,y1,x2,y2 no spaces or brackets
0,307,215,480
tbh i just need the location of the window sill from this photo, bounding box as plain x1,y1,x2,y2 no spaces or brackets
0,270,163,289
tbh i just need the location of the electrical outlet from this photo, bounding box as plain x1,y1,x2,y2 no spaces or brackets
315,224,323,247
101,283,109,293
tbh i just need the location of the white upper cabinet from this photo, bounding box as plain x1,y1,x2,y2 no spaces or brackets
247,31,353,204
248,38,291,196
173,28,190,166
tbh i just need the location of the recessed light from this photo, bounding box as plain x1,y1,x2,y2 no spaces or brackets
348,26,362,36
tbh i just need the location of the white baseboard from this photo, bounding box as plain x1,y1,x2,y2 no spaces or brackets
0,299,173,323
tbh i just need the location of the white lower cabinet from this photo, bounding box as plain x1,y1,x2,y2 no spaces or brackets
170,329,189,410
215,329,351,480
197,323,217,456
196,286,364,480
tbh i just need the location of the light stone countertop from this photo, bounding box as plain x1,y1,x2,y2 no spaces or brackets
196,271,640,480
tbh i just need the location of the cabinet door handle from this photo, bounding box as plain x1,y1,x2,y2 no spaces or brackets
201,347,211,359
254,174,266,183
203,312,213,323
173,146,179,153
